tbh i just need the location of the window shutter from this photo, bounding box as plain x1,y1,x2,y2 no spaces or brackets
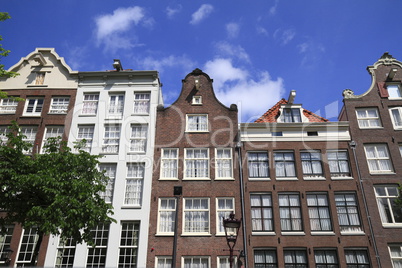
378,82,389,97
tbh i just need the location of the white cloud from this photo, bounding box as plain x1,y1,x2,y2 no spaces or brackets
273,28,296,45
256,26,269,36
269,0,279,16
226,23,239,39
203,58,285,122
166,5,182,19
190,4,214,25
297,40,326,69
140,55,195,73
214,42,250,63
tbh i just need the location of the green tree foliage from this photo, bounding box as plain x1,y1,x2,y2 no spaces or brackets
0,122,114,265
0,12,18,80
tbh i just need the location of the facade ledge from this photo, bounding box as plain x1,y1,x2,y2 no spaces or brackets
381,224,402,228
340,231,365,235
280,232,305,236
369,172,396,176
276,177,298,181
252,232,276,236
331,176,353,180
27,84,48,88
155,233,174,237
248,178,271,181
311,231,335,236
214,178,235,181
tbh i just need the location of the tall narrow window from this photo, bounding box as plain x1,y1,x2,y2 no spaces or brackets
55,237,76,268
82,94,99,115
20,126,37,153
186,114,208,132
160,149,178,179
184,148,209,179
16,228,39,267
328,150,351,178
0,126,9,145
307,194,332,232
364,144,393,174
124,164,144,206
183,256,210,268
248,152,269,178
24,98,44,116
274,151,296,178
0,98,18,114
283,108,302,122
130,125,147,153
156,257,172,268
183,198,209,234
218,256,236,268
119,222,139,268
41,126,64,153
390,107,402,129
216,198,234,234
99,164,116,203
335,193,362,233
102,125,120,153
215,148,233,179
158,198,176,234
314,249,339,268
356,108,381,128
254,249,277,267
279,194,303,232
388,244,402,268
108,94,124,116
49,97,69,114
301,151,323,177
86,224,109,268
133,92,150,114
0,225,14,265
250,194,273,232
283,249,307,268
344,249,370,268
374,185,402,225
77,125,94,152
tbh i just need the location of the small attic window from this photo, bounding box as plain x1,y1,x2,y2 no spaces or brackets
192,96,202,105
35,72,46,85
283,108,302,122
307,131,318,136
387,84,402,99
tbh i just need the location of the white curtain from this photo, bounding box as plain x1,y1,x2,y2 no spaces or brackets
162,149,178,178
130,125,147,152
159,199,176,233
279,195,302,231
335,194,362,232
184,199,208,233
392,109,402,126
186,149,208,178
251,195,272,231
254,250,276,266
345,250,368,265
248,153,269,177
216,149,232,178
184,257,208,268
133,93,150,114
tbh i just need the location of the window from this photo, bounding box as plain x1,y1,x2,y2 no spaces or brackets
55,237,76,268
49,97,69,114
356,108,381,128
20,126,37,153
400,144,402,157
279,194,303,232
192,96,202,105
0,98,18,114
388,84,402,99
0,126,9,145
16,228,39,267
216,198,234,234
344,249,370,268
183,198,209,234
186,114,208,132
77,125,94,152
254,250,277,268
284,249,307,268
24,98,44,116
328,150,351,178
161,149,178,179
389,244,402,268
307,194,332,232
156,256,172,268
102,125,120,153
301,151,323,177
274,151,296,178
82,94,99,115
364,144,393,173
99,164,116,203
130,125,147,153
86,224,109,268
251,194,273,232
314,249,339,268
124,164,144,206
283,108,302,122
183,256,210,268
215,148,233,179
0,225,14,265
184,148,209,179
108,94,124,116
248,152,269,178
41,126,64,153
335,193,362,233
389,107,402,129
119,222,139,268
158,198,176,234
374,186,402,226
35,72,45,85
133,92,150,114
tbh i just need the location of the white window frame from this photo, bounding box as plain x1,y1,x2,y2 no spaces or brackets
192,96,202,105
16,228,39,266
23,97,44,116
307,193,333,232
215,148,233,180
301,150,324,179
156,256,172,268
387,84,402,99
389,244,402,268
217,256,237,268
55,237,76,268
102,125,120,154
133,92,150,114
328,150,352,179
374,185,402,226
129,124,148,153
0,225,14,265
344,249,370,267
124,163,145,207
254,249,277,267
82,93,99,115
282,107,302,122
334,193,363,233
186,114,208,132
279,193,303,232
216,197,234,235
274,151,296,179
108,93,125,116
389,107,402,129
86,224,109,268
77,125,95,152
20,126,37,154
0,126,10,145
314,249,339,267
247,152,270,179
356,108,382,129
49,97,69,114
183,198,210,235
250,193,274,233
283,249,308,267
119,222,139,268
182,256,210,268
99,164,116,204
160,148,179,180
184,148,210,180
0,97,18,114
41,126,64,153
364,144,393,174
157,198,176,235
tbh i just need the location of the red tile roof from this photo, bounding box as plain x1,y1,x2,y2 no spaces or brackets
254,99,328,123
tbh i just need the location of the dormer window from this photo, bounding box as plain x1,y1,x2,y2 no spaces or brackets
283,108,302,122
387,84,402,99
35,72,46,85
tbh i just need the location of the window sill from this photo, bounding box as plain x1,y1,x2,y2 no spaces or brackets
281,232,305,236
21,114,42,117
131,113,149,116
155,233,174,236
215,177,235,181
381,224,402,228
248,177,271,181
311,231,335,236
121,205,141,209
252,231,276,236
183,178,211,181
127,151,146,155
181,233,211,237
276,177,298,181
358,127,384,130
331,176,353,180
159,178,179,181
369,172,395,175
100,152,119,155
79,114,97,117
340,231,365,235
303,176,326,180
0,112,16,115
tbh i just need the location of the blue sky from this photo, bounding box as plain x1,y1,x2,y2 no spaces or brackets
2,0,402,122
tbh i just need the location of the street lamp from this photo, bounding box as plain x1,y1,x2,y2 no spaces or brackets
1,247,13,266
223,212,241,268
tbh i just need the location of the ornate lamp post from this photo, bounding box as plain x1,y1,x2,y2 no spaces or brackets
223,212,241,268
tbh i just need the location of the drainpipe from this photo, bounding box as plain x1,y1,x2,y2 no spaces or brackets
349,140,381,268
